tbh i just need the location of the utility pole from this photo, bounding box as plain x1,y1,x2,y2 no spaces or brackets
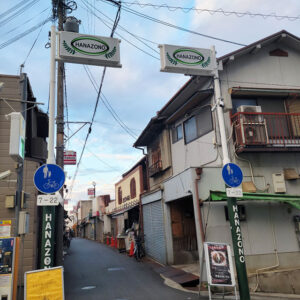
55,0,65,266
211,46,250,300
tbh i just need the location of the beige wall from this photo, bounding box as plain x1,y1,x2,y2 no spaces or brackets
0,75,41,283
115,166,143,209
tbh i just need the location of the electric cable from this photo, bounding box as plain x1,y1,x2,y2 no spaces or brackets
80,0,160,59
99,0,246,46
120,1,300,21
21,10,51,67
83,0,159,55
83,65,138,139
1,7,50,37
0,0,30,20
0,0,41,28
0,17,52,50
68,3,122,198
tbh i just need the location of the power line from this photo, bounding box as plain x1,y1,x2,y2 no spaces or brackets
0,0,41,27
2,7,49,37
21,10,51,66
120,1,300,21
68,2,122,198
80,0,160,59
0,0,30,20
83,0,159,54
0,17,52,50
99,0,246,46
83,65,138,139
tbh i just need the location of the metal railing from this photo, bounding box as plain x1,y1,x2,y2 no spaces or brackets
149,160,163,177
231,112,300,151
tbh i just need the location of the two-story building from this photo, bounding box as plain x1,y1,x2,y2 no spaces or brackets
0,73,48,293
134,30,300,294
108,157,147,239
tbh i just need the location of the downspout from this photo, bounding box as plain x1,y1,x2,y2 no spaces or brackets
194,168,205,243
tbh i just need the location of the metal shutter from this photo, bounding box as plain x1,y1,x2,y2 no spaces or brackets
143,200,166,264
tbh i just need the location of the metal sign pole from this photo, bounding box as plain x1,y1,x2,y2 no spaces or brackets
40,25,57,269
211,46,250,300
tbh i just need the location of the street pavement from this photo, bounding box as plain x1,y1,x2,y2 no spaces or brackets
64,238,206,300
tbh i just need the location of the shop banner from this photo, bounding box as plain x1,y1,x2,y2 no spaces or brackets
204,242,235,287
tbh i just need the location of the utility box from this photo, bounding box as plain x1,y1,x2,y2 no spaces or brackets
18,211,29,235
5,195,15,208
9,112,26,162
272,173,286,193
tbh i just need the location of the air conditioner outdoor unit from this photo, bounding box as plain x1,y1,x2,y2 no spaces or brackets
238,123,269,145
237,105,264,123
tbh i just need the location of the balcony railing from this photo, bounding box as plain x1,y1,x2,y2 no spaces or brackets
149,160,163,177
231,112,300,152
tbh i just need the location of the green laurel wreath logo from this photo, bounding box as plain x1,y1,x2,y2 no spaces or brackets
201,56,211,68
63,40,75,55
105,46,116,59
167,52,177,65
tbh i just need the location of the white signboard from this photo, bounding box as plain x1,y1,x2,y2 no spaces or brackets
226,187,243,198
37,193,63,206
59,31,121,68
159,44,215,76
204,242,236,287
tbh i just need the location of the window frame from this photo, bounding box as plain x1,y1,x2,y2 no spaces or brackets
118,187,122,205
130,178,136,199
172,124,183,143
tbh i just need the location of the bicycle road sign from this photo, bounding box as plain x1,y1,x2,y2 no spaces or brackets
222,163,243,188
34,164,65,194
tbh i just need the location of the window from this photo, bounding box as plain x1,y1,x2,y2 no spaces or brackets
183,106,213,144
118,187,122,205
172,124,183,143
130,178,136,198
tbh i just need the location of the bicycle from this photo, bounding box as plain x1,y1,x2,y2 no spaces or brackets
133,233,145,261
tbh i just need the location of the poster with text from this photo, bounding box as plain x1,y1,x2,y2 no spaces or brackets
204,242,235,287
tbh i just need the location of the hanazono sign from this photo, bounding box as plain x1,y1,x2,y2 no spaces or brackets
159,44,215,76
59,31,121,68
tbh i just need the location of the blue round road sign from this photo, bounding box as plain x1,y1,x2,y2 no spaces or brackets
222,163,243,188
34,164,65,194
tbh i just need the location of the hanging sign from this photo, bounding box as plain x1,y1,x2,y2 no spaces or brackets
159,44,215,76
88,188,95,197
64,150,77,165
204,242,235,287
59,31,121,68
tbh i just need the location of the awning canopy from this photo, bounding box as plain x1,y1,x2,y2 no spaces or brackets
111,204,139,218
209,191,300,210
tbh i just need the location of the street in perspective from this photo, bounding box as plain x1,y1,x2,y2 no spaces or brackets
1,0,300,300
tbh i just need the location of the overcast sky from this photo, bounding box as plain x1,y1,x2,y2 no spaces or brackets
1,0,300,208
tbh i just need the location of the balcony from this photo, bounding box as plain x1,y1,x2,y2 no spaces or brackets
149,160,163,177
231,112,300,153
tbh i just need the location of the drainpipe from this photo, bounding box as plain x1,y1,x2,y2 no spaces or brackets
194,168,205,243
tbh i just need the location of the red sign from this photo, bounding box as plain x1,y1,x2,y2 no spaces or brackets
87,188,95,196
64,151,76,165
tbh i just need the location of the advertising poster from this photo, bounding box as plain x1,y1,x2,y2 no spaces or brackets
0,237,16,300
25,267,64,300
204,242,235,287
0,220,11,238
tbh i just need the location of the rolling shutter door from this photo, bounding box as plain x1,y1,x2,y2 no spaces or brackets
143,200,166,264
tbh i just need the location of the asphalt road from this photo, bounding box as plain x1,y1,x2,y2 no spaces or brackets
64,238,205,300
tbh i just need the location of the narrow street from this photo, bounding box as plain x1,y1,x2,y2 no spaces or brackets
64,238,205,300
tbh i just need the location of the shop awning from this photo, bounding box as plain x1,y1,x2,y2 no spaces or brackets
111,204,139,218
209,191,300,210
